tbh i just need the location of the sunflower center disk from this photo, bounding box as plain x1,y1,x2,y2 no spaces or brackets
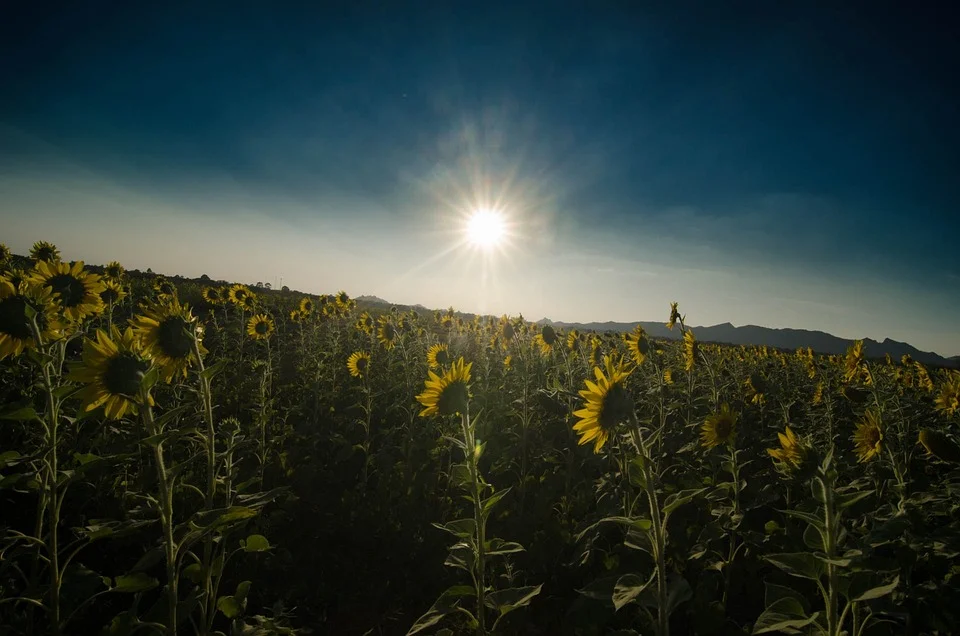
0,296,32,340
598,383,633,430
48,274,87,307
157,317,194,359
103,352,149,397
437,381,469,416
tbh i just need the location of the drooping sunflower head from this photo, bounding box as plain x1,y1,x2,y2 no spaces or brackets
844,340,866,383
104,261,125,280
427,343,450,369
247,314,275,340
69,327,154,420
347,350,371,378
29,260,105,322
299,297,314,315
913,362,934,392
501,317,516,341
377,316,398,350
202,286,224,305
416,357,472,417
228,284,250,306
572,355,634,453
131,298,205,382
100,279,128,306
767,426,810,473
0,276,62,359
683,329,698,372
667,301,681,330
745,372,767,405
934,371,960,417
30,241,60,263
918,429,960,463
701,403,738,449
566,329,581,351
853,409,883,463
625,325,649,365
0,243,11,267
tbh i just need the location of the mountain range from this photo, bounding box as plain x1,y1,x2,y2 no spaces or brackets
537,318,958,369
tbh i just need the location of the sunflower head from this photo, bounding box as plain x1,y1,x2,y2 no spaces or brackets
683,329,698,372
70,327,155,420
853,409,883,463
663,369,674,385
767,426,811,474
100,279,128,306
625,325,649,365
203,286,224,305
228,284,250,305
289,309,305,323
701,403,738,449
572,355,634,453
247,314,274,340
299,297,314,314
131,298,204,382
934,372,960,417
0,276,62,359
377,317,398,349
812,381,824,405
347,351,371,378
844,340,866,383
104,261,125,280
29,260,105,322
336,290,351,308
152,276,177,299
745,372,767,405
913,362,934,392
503,354,512,369
240,293,258,312
566,330,581,351
0,243,11,266
667,301,681,330
427,343,450,369
416,357,472,417
501,317,515,341
30,241,61,263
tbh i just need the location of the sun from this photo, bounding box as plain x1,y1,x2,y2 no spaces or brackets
466,209,506,248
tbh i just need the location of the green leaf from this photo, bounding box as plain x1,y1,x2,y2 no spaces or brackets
664,573,693,616
836,490,873,510
486,538,524,556
764,582,810,613
182,563,202,585
217,595,242,619
484,584,542,616
0,406,41,422
803,524,825,551
481,487,511,519
612,572,654,611
433,518,476,540
242,534,271,553
407,585,475,635
662,487,708,516
848,574,899,602
112,573,159,593
764,553,824,581
778,509,826,532
753,598,820,634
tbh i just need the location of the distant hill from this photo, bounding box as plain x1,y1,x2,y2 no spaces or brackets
355,295,391,305
538,318,958,369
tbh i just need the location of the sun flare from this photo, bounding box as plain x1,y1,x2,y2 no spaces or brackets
466,209,506,248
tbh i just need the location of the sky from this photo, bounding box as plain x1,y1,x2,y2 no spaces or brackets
2,2,959,355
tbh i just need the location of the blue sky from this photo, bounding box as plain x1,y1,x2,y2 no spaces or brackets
2,2,959,355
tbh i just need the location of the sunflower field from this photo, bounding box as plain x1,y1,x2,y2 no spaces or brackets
1,240,959,636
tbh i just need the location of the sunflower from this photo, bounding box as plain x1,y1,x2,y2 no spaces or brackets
853,409,883,463
29,259,105,322
767,426,807,472
151,276,176,299
104,261,125,280
625,325,649,365
377,316,398,350
844,340,865,383
918,429,960,463
0,243,11,266
299,297,314,315
572,355,634,454
247,314,274,340
683,330,698,372
202,286,224,305
934,372,960,417
131,298,205,382
500,317,516,341
427,343,450,369
0,276,61,359
100,279,127,306
745,372,766,405
30,241,60,263
914,362,934,392
663,369,674,385
289,309,305,323
667,301,681,330
69,327,154,420
335,290,351,309
503,354,512,369
239,293,259,312
900,354,913,367
534,324,558,355
812,381,824,405
416,357,472,417
566,330,581,351
347,351,371,378
589,338,604,367
355,312,373,334
701,403,738,449
228,284,249,305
